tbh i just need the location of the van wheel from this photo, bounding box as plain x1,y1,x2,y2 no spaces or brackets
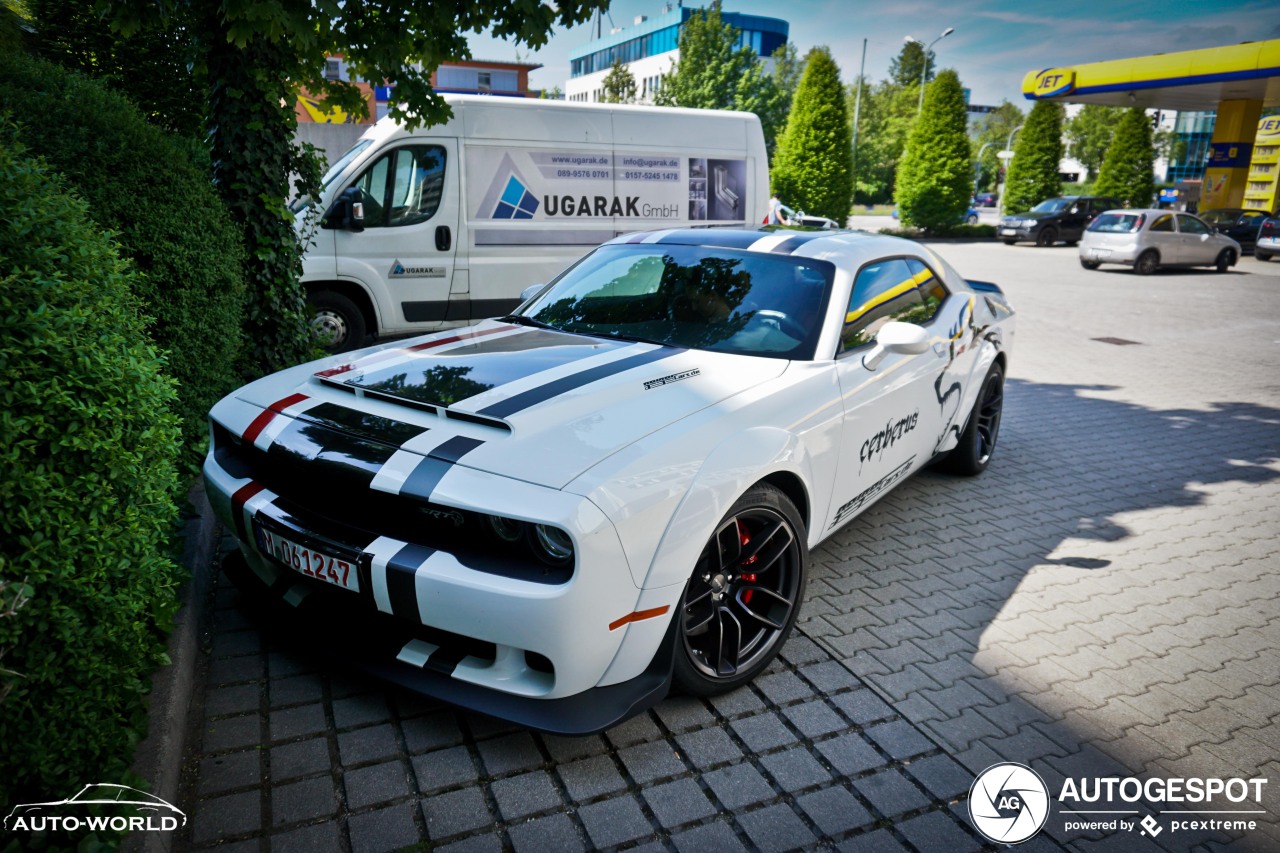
1134,250,1159,275
310,290,366,354
673,485,807,697
1215,249,1235,272
1035,227,1058,247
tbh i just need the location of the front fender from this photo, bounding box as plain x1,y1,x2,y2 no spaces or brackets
638,426,813,592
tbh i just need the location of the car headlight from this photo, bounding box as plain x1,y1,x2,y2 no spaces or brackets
488,514,524,543
533,524,575,565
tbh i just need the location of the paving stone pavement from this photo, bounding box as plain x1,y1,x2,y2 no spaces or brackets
175,246,1280,851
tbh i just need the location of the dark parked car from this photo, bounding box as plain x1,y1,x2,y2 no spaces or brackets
999,195,1123,247
1197,208,1271,254
1256,214,1280,262
975,191,997,207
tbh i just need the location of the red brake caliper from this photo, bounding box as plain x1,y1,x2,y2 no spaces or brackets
738,522,757,603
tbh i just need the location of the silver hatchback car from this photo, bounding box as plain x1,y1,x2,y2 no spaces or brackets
1079,209,1241,275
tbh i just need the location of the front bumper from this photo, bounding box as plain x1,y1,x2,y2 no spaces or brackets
998,223,1037,240
219,547,675,734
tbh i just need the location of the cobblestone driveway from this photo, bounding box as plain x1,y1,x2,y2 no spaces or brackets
177,245,1280,852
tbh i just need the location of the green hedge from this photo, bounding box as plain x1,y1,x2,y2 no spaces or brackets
0,133,182,814
0,52,246,470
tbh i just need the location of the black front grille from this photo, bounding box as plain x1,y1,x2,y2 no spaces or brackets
213,420,573,585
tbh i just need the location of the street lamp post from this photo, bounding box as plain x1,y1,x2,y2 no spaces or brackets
905,27,953,113
995,124,1024,215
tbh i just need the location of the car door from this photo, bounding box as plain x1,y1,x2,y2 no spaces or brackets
1176,213,1216,265
333,141,460,329
1146,212,1181,265
1059,200,1089,241
825,256,955,533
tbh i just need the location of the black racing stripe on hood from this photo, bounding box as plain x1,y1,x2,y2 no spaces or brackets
296,403,427,448
343,329,626,409
266,419,395,490
400,436,485,500
477,346,687,419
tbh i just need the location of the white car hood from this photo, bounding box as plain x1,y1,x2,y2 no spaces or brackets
236,321,786,490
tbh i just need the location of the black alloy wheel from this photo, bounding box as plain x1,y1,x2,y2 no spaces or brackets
674,486,808,696
1134,250,1159,276
1035,227,1058,247
942,361,1004,476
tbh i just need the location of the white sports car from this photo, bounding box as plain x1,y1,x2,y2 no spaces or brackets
204,227,1014,733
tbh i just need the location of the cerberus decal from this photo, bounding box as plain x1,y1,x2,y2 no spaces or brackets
932,296,975,454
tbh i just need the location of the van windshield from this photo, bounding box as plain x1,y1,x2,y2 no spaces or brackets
289,139,374,213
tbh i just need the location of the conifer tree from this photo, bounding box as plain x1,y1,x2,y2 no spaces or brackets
771,47,853,222
894,69,972,232
1003,100,1064,214
1093,107,1156,207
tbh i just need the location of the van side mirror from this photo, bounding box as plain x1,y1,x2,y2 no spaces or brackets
324,187,365,232
863,322,930,370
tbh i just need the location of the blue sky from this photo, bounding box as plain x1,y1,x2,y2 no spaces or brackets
465,0,1280,107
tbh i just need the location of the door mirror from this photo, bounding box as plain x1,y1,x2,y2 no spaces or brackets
863,322,930,370
324,186,365,232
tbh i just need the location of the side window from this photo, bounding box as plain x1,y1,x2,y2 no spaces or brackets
841,258,923,352
904,258,949,320
349,145,447,228
1150,214,1175,233
1177,214,1209,235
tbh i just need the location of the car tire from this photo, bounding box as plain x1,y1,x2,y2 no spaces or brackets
1080,259,1101,270
1215,249,1236,273
672,484,808,697
1002,239,1017,246
1134,250,1159,276
941,361,1004,477
1257,250,1273,262
1035,227,1058,247
966,213,979,225
309,290,367,354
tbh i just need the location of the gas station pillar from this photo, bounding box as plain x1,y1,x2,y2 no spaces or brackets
1201,99,1264,210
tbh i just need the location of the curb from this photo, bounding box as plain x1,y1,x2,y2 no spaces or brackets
125,479,219,853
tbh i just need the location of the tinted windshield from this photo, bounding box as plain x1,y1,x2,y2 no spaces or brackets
1031,198,1070,213
520,244,835,360
289,139,374,213
1088,213,1145,233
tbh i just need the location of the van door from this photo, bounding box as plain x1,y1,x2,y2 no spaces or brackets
334,140,460,333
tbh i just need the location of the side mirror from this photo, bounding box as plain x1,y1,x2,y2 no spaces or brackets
863,322,930,370
519,283,546,303
324,187,365,232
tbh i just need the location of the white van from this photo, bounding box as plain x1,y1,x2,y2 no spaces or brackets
296,95,770,351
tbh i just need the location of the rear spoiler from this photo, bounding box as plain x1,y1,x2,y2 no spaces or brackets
966,279,1005,295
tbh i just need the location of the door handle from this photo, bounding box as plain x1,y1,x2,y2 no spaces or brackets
435,225,451,252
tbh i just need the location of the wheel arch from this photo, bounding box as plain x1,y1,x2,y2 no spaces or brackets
305,279,380,336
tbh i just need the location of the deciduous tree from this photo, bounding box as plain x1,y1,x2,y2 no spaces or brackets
771,47,853,221
1065,104,1120,180
601,56,636,103
971,100,1024,193
846,77,917,204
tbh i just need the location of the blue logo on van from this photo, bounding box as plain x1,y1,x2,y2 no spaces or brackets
493,175,539,219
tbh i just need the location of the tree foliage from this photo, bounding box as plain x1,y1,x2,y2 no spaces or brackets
1002,99,1064,214
971,100,1024,192
847,76,917,204
0,129,182,816
1065,104,1120,180
0,51,247,469
105,0,608,377
889,39,935,89
601,56,636,103
1094,107,1156,206
771,47,853,221
894,69,973,232
652,1,792,158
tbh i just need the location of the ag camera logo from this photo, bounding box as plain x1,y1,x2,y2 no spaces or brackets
969,762,1050,844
